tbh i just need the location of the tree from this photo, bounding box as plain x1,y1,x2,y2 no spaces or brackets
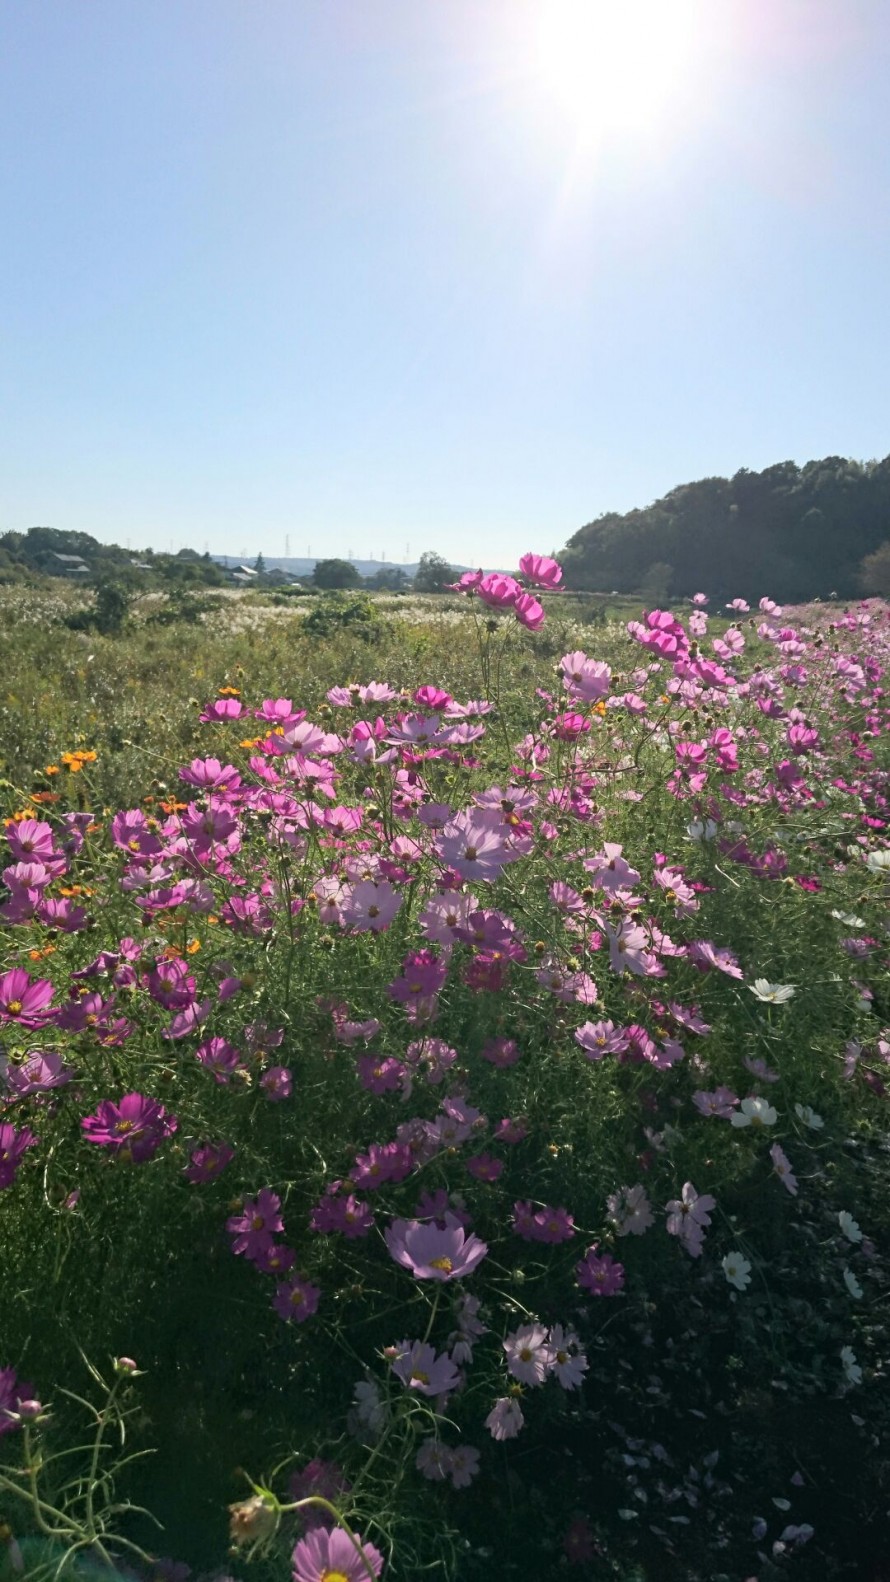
370,566,410,591
413,551,454,593
859,540,890,597
255,552,266,574
313,558,361,590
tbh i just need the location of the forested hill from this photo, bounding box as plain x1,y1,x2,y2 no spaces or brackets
559,455,890,603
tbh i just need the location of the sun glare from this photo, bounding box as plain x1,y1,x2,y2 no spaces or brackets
532,0,702,143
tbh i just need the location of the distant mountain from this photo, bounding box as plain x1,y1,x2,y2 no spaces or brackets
559,454,890,603
212,556,480,579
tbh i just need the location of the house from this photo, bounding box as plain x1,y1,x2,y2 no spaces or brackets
50,552,90,576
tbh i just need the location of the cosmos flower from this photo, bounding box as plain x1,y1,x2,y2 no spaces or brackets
384,1216,488,1281
721,1251,752,1290
291,1526,383,1582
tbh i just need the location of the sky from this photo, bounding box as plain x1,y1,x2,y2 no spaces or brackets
2,0,889,568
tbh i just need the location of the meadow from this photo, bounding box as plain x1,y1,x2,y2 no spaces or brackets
0,566,888,1582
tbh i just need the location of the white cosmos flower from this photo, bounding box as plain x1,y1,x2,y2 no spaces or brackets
794,1103,824,1130
721,1251,752,1290
831,910,865,928
838,1211,863,1243
843,1268,863,1300
686,819,718,842
730,1096,778,1129
840,1346,862,1386
864,849,890,875
749,979,796,1004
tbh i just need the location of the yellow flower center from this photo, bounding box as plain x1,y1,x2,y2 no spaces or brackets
429,1256,453,1273
7,1000,23,1015
321,1570,350,1582
410,1369,430,1386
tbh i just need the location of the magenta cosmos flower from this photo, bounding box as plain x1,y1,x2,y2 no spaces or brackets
0,969,55,1028
81,1093,177,1163
291,1525,383,1582
272,1274,321,1324
0,1367,39,1435
385,1215,488,1281
519,552,563,589
0,1123,38,1189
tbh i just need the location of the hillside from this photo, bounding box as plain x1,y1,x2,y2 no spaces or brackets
560,454,890,602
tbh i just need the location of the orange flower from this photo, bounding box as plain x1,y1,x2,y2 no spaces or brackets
218,686,241,697
30,791,60,804
44,765,60,776
239,737,262,749
186,938,201,954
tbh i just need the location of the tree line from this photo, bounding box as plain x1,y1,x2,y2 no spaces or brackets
559,454,890,602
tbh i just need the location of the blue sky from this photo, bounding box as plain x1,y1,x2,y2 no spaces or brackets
2,0,889,567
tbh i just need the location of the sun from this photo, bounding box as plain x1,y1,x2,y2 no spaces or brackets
531,0,703,144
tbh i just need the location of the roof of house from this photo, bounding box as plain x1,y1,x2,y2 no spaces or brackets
51,552,89,564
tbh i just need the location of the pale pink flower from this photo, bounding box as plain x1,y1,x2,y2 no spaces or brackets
503,1323,554,1387
485,1396,524,1440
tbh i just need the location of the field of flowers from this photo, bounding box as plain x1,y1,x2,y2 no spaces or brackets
1,563,889,1582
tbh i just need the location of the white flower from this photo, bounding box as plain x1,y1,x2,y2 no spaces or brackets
686,818,718,842
749,979,795,1004
721,1251,752,1290
831,910,865,927
794,1103,824,1130
843,1268,863,1300
865,848,890,875
840,1346,862,1386
838,1211,863,1244
730,1096,778,1129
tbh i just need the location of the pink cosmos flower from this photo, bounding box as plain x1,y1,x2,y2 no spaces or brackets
435,811,515,882
480,1036,521,1067
512,1202,575,1243
2,1052,72,1100
199,696,243,721
260,1066,293,1101
0,1123,38,1189
195,1036,243,1085
688,940,744,978
576,1245,625,1296
385,1215,488,1280
288,1459,351,1528
693,1087,739,1118
519,552,563,588
574,1020,629,1060
770,1142,798,1195
183,1141,234,1184
356,1055,406,1095
514,592,546,630
503,1323,554,1386
485,1396,525,1440
466,1153,503,1183
665,1182,715,1258
352,1142,413,1190
226,1190,285,1256
341,880,403,933
0,1367,38,1436
0,969,55,1028
81,1093,177,1163
272,1274,320,1323
548,1325,588,1389
391,1340,460,1397
606,1184,654,1236
310,1191,375,1239
291,1526,383,1582
477,572,520,608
